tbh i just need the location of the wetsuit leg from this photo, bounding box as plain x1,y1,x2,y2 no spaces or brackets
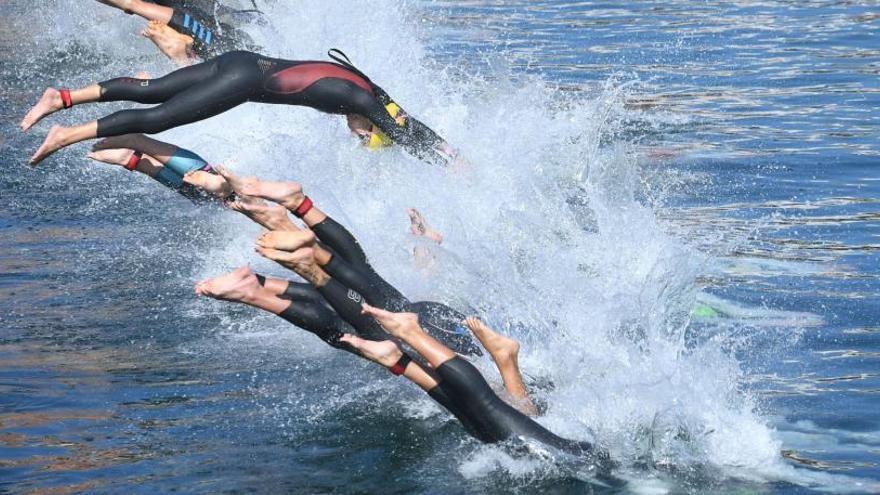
255,273,350,349
279,281,327,305
310,217,409,311
277,299,351,350
310,217,368,265
407,301,482,357
96,51,261,137
435,357,601,456
99,57,220,104
316,278,388,342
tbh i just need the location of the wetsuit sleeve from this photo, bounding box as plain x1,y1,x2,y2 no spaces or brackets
362,106,448,166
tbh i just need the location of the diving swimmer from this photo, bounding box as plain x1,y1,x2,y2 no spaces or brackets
212,167,483,355
195,265,541,439
213,193,608,461
86,134,227,200
95,0,258,62
21,50,460,166
86,136,476,354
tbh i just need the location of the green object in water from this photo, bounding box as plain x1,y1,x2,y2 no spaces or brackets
692,304,720,318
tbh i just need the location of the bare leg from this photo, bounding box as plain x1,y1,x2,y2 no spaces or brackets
87,147,164,178
20,85,102,132
254,227,336,268
252,248,443,392
92,134,180,163
361,303,456,369
31,122,99,165
214,167,330,228
215,168,339,264
256,247,330,287
96,0,173,23
340,334,440,392
194,265,291,315
465,317,537,416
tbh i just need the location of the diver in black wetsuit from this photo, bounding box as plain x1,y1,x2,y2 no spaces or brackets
195,168,611,463
85,135,478,355
218,199,609,463
22,50,460,167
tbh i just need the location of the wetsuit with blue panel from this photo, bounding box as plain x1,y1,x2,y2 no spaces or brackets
152,0,260,58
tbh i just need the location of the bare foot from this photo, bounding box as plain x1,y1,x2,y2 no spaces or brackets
135,71,152,79
194,266,261,302
407,208,443,244
30,126,71,165
228,201,297,231
464,317,519,365
87,148,135,168
21,88,63,132
255,246,324,283
142,21,196,66
256,230,315,251
361,303,420,339
339,334,403,367
215,166,306,210
183,171,232,198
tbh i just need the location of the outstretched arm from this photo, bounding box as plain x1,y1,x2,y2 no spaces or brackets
362,105,460,167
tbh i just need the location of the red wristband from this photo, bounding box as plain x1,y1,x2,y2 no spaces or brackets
389,354,412,376
59,88,73,109
294,196,313,218
126,151,143,171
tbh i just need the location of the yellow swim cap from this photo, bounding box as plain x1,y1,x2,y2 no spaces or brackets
366,102,405,149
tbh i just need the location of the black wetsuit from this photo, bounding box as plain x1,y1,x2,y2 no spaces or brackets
268,215,608,462
94,50,449,164
266,214,482,357
153,0,259,58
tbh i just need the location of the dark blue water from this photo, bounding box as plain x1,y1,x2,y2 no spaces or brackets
1,1,879,493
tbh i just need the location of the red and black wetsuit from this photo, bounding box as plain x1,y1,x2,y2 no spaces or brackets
95,50,449,164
